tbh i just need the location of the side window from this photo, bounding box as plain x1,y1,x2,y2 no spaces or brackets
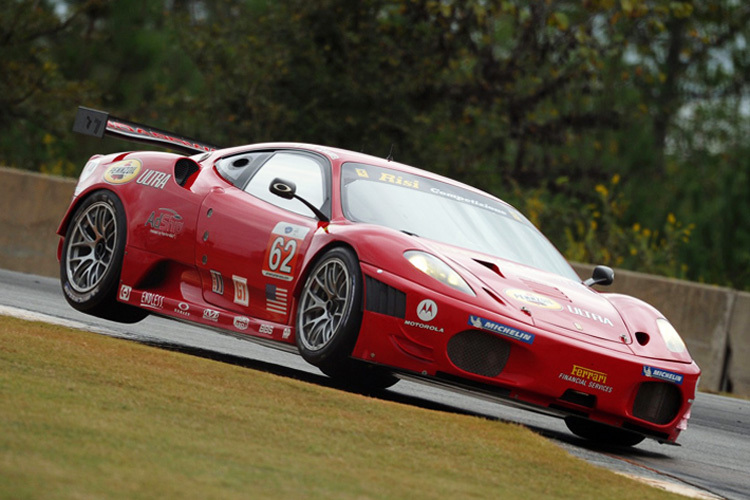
215,152,272,188
244,152,329,218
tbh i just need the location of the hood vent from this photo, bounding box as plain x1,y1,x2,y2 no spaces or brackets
520,279,571,303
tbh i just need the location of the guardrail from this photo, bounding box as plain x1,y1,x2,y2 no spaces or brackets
1,166,747,396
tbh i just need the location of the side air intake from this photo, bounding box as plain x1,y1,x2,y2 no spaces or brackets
175,158,200,186
365,276,406,318
447,330,510,377
632,381,682,425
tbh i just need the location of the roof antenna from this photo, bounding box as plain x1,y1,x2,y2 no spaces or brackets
386,143,395,162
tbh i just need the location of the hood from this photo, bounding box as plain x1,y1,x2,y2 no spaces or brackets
424,241,632,346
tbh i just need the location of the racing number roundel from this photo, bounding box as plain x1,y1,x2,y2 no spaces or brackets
262,222,310,281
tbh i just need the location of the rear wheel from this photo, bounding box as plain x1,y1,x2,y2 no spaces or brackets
564,416,645,447
60,190,147,323
296,247,397,393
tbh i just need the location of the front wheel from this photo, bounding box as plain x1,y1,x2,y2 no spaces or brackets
296,247,397,392
60,190,147,323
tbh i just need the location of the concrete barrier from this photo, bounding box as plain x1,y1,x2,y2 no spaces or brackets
0,167,747,395
0,167,76,278
727,292,750,396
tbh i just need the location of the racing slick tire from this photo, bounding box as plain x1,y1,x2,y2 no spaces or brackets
60,190,147,324
564,416,645,447
296,247,397,392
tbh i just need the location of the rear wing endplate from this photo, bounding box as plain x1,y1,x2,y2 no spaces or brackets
72,106,220,155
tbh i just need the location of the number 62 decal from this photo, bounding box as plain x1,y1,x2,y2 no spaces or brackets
262,222,310,281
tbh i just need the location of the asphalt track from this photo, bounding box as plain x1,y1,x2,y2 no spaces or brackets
1,268,748,499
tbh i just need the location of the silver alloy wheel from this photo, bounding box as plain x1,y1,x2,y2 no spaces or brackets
65,201,118,293
298,257,352,352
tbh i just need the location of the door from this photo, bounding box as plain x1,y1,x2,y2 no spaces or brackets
194,150,331,326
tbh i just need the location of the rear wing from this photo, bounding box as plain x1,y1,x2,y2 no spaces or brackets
72,106,220,155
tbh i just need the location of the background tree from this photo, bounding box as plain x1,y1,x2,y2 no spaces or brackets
1,0,749,289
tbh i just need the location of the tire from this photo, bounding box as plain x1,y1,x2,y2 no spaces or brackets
296,247,397,392
564,416,645,447
60,190,147,324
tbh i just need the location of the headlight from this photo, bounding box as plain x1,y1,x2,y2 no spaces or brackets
405,251,474,296
657,318,687,353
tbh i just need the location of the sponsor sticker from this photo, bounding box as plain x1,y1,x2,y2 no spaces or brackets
233,276,249,307
211,270,224,294
403,320,444,333
103,159,142,184
505,289,563,310
468,315,535,344
234,316,250,330
203,308,219,322
259,324,274,335
145,208,184,239
558,365,613,393
282,327,291,339
416,299,438,322
140,292,164,310
261,222,309,281
265,284,288,315
643,365,684,385
175,302,190,317
119,285,132,301
136,169,171,189
566,305,614,327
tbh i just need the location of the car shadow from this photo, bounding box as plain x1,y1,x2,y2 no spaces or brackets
141,338,671,460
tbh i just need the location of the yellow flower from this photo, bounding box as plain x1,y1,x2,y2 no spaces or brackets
632,223,641,232
612,173,621,185
667,213,676,225
595,184,608,197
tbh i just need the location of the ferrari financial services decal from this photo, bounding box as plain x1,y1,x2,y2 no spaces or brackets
262,222,309,281
505,289,563,310
468,315,535,344
558,365,613,393
643,365,684,385
103,159,142,184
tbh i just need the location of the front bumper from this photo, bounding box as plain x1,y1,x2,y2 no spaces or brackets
352,263,701,443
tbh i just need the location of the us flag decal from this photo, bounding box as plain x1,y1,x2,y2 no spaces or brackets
266,284,288,315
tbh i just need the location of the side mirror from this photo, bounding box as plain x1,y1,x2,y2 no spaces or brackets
269,178,296,200
584,265,614,287
268,177,330,223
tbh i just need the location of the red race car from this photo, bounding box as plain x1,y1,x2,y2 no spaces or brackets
58,107,700,447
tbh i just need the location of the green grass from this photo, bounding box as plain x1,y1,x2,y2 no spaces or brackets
0,316,685,499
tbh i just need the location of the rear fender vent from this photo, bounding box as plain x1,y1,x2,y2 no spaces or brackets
447,330,510,377
632,381,682,425
365,276,406,318
175,158,201,187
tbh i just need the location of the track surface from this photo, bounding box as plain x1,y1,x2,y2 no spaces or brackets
2,269,748,499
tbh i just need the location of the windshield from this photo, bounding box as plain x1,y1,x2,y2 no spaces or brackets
340,162,578,280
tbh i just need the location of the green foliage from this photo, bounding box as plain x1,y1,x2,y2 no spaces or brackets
2,0,750,290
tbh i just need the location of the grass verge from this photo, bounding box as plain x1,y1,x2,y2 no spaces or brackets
0,316,685,499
